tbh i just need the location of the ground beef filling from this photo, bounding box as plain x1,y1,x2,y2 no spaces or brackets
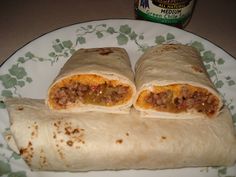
143,85,219,117
51,82,130,108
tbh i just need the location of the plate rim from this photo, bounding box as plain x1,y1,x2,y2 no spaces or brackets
1,18,235,68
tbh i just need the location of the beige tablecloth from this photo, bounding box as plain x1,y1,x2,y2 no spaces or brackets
0,0,236,64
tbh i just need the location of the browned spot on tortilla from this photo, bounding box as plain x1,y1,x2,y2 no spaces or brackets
57,149,65,160
126,132,129,136
6,135,11,141
66,140,74,147
53,134,57,139
93,47,113,55
99,48,113,55
29,123,39,139
19,141,34,165
39,149,48,168
162,45,179,51
191,65,203,73
72,128,80,134
116,139,123,144
63,125,85,145
161,136,167,140
17,106,24,110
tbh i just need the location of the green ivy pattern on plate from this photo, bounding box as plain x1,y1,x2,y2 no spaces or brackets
0,22,235,177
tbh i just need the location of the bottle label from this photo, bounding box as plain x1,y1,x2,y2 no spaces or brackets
136,0,195,25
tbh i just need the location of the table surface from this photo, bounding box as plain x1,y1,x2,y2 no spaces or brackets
0,0,236,65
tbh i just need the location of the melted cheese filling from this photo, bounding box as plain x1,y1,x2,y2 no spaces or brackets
136,84,220,117
48,74,132,109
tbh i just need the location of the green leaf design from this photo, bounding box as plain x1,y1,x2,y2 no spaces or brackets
207,70,216,77
215,80,224,88
218,167,227,175
63,52,69,57
76,36,86,45
53,44,64,53
11,152,21,160
17,57,25,63
166,33,175,40
226,76,231,80
119,24,131,34
8,65,27,79
129,31,138,40
24,52,34,59
62,40,73,49
0,160,11,175
202,51,215,63
228,80,235,86
17,81,25,87
0,74,17,89
26,77,32,83
87,25,92,29
70,49,76,54
155,35,165,44
49,52,56,57
139,34,144,40
0,101,6,109
191,41,204,52
55,39,60,43
232,113,236,123
106,27,116,34
229,105,234,110
204,64,211,70
8,171,27,177
1,90,13,97
116,34,128,45
217,58,225,65
96,31,103,38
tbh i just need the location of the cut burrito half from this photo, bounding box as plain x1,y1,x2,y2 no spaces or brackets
4,98,236,171
134,44,223,118
46,47,136,113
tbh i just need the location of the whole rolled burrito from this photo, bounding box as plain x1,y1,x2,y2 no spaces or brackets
46,47,136,113
134,44,223,118
5,98,236,171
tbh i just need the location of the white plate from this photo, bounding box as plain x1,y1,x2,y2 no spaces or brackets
0,19,236,177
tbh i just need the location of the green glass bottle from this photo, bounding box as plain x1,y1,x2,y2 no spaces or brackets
135,0,196,28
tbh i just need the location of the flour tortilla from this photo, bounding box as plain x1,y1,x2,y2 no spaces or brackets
46,47,136,114
5,97,236,171
134,44,223,119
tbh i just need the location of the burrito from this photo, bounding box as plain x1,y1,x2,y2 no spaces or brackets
46,47,136,113
134,44,223,118
5,98,236,171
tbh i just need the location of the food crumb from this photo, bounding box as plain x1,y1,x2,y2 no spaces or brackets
66,140,74,147
161,136,167,140
17,106,24,110
116,139,123,144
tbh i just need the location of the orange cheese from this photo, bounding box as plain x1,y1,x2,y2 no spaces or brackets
48,74,133,109
136,84,219,114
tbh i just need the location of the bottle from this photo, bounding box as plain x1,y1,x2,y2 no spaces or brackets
135,0,196,28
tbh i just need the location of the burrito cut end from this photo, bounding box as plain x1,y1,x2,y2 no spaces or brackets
135,84,222,118
134,44,223,118
47,74,134,110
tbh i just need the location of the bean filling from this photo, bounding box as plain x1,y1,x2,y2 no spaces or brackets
140,85,219,117
51,81,130,108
